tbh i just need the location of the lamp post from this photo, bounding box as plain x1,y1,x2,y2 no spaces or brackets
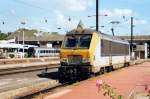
21,21,26,58
96,0,99,31
123,16,135,60
17,30,21,53
130,17,134,60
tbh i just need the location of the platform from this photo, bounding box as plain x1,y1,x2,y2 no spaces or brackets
44,61,150,99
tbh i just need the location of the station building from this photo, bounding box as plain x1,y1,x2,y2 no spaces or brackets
6,29,150,59
120,35,150,59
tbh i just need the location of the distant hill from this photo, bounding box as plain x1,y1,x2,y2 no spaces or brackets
7,28,40,39
7,28,64,41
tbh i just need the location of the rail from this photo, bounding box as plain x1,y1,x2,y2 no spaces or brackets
0,57,59,65
0,58,60,75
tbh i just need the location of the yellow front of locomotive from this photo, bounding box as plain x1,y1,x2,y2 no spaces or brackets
60,48,90,66
60,30,98,66
59,29,99,82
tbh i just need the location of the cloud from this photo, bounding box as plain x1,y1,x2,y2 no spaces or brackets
134,19,147,25
101,8,134,17
59,0,94,12
10,9,16,15
101,8,147,25
124,18,147,26
114,8,133,17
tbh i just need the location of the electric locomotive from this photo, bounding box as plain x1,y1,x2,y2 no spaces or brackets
59,28,130,82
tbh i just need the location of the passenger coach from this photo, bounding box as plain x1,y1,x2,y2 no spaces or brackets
59,28,130,82
34,47,60,57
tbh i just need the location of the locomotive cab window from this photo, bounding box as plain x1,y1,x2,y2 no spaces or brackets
65,36,78,48
63,34,92,49
79,35,92,48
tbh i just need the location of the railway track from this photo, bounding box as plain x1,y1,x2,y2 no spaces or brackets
0,62,60,76
0,58,60,75
0,80,61,99
0,68,60,99
0,57,59,65
18,81,67,99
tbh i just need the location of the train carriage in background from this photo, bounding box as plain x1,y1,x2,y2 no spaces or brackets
34,47,60,57
59,28,130,82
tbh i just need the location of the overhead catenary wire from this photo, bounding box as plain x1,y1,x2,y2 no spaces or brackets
12,0,52,13
0,0,52,23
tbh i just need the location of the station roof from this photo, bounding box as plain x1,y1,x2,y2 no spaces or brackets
0,43,37,49
16,34,65,42
119,35,150,42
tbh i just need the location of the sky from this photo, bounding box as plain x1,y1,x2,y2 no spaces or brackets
0,0,150,36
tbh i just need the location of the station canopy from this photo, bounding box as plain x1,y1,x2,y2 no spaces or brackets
0,43,37,49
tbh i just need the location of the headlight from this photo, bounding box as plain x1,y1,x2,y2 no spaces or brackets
61,58,67,63
82,58,90,63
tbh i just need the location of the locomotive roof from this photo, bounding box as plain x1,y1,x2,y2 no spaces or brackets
67,28,129,44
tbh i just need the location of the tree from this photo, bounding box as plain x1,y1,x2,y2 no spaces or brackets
0,33,8,40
